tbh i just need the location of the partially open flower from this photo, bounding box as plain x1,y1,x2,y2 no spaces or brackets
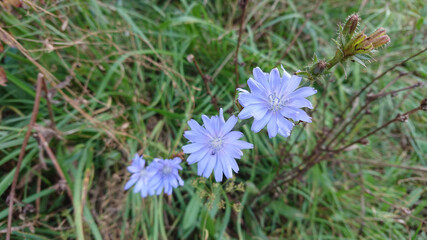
345,27,390,56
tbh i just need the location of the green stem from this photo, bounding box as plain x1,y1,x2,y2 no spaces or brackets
326,50,344,71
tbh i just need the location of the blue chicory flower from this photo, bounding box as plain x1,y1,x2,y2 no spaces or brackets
182,109,253,182
124,154,155,198
237,66,317,138
149,157,184,195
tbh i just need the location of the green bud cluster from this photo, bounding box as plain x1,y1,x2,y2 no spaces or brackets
302,13,390,80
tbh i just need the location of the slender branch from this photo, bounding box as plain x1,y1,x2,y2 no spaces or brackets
187,54,219,110
6,73,43,240
338,48,427,121
252,101,426,206
41,78,56,130
326,73,425,148
366,82,426,100
37,131,73,200
327,159,427,173
328,106,423,153
276,0,323,65
329,81,426,147
234,0,248,98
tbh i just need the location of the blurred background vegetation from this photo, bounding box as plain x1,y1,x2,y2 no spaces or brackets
0,0,426,239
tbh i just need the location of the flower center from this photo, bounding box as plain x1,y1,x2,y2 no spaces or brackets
162,165,172,174
268,93,288,112
210,137,224,154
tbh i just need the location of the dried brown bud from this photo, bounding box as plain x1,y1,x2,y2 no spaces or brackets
312,60,327,75
238,0,248,8
396,113,409,122
421,98,427,111
359,138,369,145
343,14,360,37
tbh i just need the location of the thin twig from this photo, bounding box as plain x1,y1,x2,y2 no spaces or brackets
338,48,427,121
327,159,427,173
37,131,73,200
188,54,219,110
41,78,56,130
276,0,323,65
329,106,422,153
6,73,44,240
327,79,425,148
253,102,425,206
234,0,248,98
366,82,426,100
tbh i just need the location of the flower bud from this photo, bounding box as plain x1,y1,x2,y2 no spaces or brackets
421,98,427,111
368,27,386,40
343,14,360,38
371,35,390,48
312,60,327,75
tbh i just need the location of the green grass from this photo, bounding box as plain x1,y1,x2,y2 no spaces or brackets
0,0,426,239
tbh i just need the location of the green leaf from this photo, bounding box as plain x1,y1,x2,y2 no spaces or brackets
183,194,202,230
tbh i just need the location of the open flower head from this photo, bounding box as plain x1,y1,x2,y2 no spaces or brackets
237,67,317,138
124,154,155,198
149,157,184,195
182,109,253,182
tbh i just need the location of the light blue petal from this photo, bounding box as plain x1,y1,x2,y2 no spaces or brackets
140,186,148,198
283,75,302,96
253,67,270,92
202,154,216,178
188,119,210,137
149,174,162,188
124,175,139,190
132,153,140,162
220,115,238,136
187,148,210,164
169,175,178,188
172,157,182,165
247,78,268,97
213,159,223,182
251,111,272,133
222,145,243,159
184,130,210,143
182,142,206,154
252,105,269,120
219,152,233,179
238,105,256,119
277,117,294,131
211,116,221,135
279,107,298,120
197,157,209,176
133,179,144,193
223,131,243,142
202,115,216,136
269,68,281,92
288,87,317,99
267,113,279,138
127,166,140,173
232,140,254,150
219,108,225,123
288,98,313,109
287,107,312,122
280,65,292,81
239,92,267,107
229,157,239,173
